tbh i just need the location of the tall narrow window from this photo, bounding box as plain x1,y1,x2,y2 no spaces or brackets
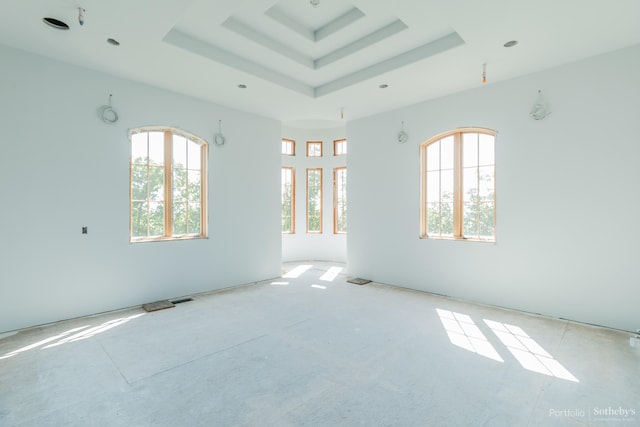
306,141,323,157
282,138,295,156
420,128,495,241
130,127,208,242
334,138,347,156
281,167,295,233
333,167,347,234
306,168,323,233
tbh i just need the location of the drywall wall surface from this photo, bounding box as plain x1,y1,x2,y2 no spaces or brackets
347,44,640,332
281,125,347,263
0,44,281,333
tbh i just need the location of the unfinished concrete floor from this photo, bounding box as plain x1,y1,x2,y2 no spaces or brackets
1,262,638,426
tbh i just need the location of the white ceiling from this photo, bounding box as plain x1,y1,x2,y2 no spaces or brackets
2,0,640,125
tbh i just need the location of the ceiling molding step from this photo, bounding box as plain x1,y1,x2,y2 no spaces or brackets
315,19,408,69
163,29,314,98
222,17,315,69
265,6,365,43
315,31,466,97
314,7,365,42
265,6,315,41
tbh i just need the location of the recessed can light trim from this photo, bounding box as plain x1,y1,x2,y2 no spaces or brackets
504,40,518,48
43,17,70,30
107,38,120,46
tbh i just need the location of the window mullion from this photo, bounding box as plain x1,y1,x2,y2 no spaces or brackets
164,131,173,237
453,134,463,237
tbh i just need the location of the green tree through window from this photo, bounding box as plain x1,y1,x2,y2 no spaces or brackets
307,168,322,233
282,167,295,233
130,128,207,242
421,128,495,241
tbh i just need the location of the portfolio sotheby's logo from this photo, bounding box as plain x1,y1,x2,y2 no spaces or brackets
592,406,636,420
549,406,636,421
549,408,585,418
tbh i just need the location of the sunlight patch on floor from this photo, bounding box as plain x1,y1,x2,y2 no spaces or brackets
282,265,312,278
319,266,343,282
437,309,504,362
1,313,146,360
484,319,579,382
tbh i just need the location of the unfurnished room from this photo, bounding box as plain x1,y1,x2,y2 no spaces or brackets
1,0,639,426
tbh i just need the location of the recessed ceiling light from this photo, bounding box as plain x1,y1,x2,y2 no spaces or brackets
238,84,247,89
504,40,518,48
42,17,69,30
379,84,389,89
107,38,120,46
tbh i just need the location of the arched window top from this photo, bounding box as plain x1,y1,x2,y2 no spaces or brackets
130,126,208,147
421,127,496,148
420,127,496,242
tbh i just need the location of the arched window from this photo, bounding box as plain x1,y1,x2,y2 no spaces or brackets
420,128,496,241
129,127,208,242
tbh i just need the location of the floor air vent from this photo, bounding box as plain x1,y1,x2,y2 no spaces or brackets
142,300,175,312
171,297,194,304
347,278,372,285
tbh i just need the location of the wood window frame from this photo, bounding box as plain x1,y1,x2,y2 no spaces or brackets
281,166,296,234
129,126,208,243
420,127,496,242
333,167,347,234
282,138,295,156
306,141,323,157
333,138,347,156
306,168,323,234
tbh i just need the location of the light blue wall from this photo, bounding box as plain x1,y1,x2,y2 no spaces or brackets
347,44,640,332
0,45,282,333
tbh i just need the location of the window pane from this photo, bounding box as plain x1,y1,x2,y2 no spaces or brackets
426,142,440,171
188,203,201,234
463,167,479,204
426,171,440,203
148,166,164,201
148,132,164,165
308,142,322,157
187,140,201,170
335,168,347,233
427,202,441,236
479,166,495,201
131,165,148,200
463,133,478,167
440,169,454,203
479,202,495,238
131,133,148,164
307,169,322,232
131,201,148,237
173,168,187,202
173,135,187,167
440,136,454,170
441,202,454,236
173,202,187,235
463,202,479,238
479,134,495,166
149,202,164,237
188,171,201,202
282,168,294,233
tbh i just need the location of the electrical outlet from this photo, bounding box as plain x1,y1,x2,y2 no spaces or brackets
82,226,88,235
